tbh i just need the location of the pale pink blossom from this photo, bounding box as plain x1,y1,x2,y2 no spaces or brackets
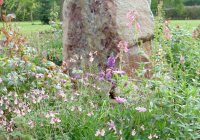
117,41,129,53
87,112,94,117
0,78,2,83
35,73,44,79
135,107,147,112
164,26,172,40
136,22,141,32
108,120,117,133
148,134,153,139
126,10,138,28
95,129,105,137
115,97,127,104
45,111,58,118
50,117,61,124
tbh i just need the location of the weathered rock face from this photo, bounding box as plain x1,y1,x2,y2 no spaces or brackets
63,0,154,76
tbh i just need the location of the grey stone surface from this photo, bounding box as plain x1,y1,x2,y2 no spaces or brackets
62,0,153,76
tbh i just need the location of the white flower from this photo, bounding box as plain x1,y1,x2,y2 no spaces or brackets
140,125,145,131
131,129,136,136
135,107,147,112
95,129,105,137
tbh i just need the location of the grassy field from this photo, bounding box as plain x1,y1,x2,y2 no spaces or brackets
0,21,51,35
1,20,199,35
170,20,200,31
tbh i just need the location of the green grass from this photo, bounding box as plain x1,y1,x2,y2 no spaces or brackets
0,20,199,35
170,20,200,31
0,21,51,35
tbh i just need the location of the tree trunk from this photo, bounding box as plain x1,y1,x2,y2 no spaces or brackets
30,10,33,23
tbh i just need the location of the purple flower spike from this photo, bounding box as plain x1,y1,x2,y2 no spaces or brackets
107,55,115,68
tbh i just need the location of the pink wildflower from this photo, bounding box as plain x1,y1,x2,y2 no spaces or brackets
108,120,117,133
50,117,61,124
0,78,2,83
95,129,105,137
135,107,147,112
117,41,129,53
115,97,127,104
136,22,141,32
126,10,138,28
35,73,44,79
164,26,172,40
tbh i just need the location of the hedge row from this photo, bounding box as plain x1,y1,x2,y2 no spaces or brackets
165,6,200,19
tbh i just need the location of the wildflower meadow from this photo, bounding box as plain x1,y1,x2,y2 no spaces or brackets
0,0,200,140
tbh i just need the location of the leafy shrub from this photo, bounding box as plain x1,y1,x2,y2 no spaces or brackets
165,6,200,19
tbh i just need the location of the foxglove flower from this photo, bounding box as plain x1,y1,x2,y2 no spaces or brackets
118,41,129,53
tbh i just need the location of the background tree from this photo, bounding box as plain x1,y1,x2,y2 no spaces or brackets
4,0,38,21
151,0,184,15
38,0,52,24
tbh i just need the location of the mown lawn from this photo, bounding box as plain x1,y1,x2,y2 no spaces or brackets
170,20,200,31
0,21,51,35
0,20,199,35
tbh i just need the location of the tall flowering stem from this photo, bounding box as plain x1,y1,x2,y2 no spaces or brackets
126,10,141,42
117,41,128,71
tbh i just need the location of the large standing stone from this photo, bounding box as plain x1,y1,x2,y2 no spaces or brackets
63,0,154,76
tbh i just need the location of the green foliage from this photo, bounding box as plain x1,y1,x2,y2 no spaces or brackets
2,0,61,22
0,3,200,140
38,0,52,24
184,0,200,6
165,6,200,19
3,0,39,21
151,0,184,15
